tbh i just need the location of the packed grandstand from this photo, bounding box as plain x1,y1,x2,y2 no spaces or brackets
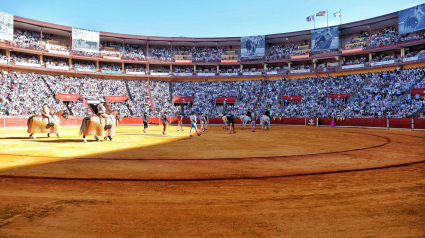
0,7,425,120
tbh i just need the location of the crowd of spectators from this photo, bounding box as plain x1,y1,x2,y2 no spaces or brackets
125,65,145,73
341,56,367,66
371,53,399,64
44,57,69,68
100,63,122,72
280,67,425,118
266,44,290,60
73,61,96,71
126,80,151,117
10,53,40,65
122,44,145,61
42,74,128,100
0,71,62,116
12,29,43,51
369,27,399,48
149,46,173,62
0,67,424,118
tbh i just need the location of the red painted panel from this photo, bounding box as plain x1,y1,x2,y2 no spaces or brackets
56,94,81,101
173,97,193,103
411,88,425,97
328,93,350,100
105,96,128,102
216,97,236,103
414,118,425,129
282,95,302,101
389,118,412,129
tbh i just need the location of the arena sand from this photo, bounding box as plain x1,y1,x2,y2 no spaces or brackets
0,125,424,237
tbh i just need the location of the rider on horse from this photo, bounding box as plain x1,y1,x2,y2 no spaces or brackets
97,103,109,126
42,103,54,127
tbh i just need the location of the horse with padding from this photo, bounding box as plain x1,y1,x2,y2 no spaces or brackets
27,110,69,139
79,109,121,142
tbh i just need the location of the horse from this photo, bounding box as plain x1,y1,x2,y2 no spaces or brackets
79,110,122,143
262,115,270,131
239,115,251,130
27,110,69,139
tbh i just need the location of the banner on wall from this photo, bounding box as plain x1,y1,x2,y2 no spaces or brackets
398,4,425,35
311,26,339,51
72,28,99,53
0,12,13,41
241,35,265,57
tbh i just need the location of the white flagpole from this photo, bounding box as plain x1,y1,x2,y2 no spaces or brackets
327,9,328,27
340,9,342,24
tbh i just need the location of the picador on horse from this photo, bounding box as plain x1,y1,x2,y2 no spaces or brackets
27,103,69,139
79,102,121,142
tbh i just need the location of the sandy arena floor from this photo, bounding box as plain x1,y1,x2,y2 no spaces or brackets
0,125,424,237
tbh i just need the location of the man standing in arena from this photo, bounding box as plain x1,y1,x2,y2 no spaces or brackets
264,107,271,122
161,113,169,135
177,112,184,131
203,113,209,131
227,113,236,134
251,112,256,132
143,112,148,133
190,112,201,137
42,103,54,127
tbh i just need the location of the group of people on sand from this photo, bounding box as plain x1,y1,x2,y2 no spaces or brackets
140,107,272,137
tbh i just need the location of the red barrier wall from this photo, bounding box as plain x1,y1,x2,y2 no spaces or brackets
389,118,412,129
1,117,424,129
414,118,425,129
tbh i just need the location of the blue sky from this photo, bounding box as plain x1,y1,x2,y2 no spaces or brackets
2,0,424,37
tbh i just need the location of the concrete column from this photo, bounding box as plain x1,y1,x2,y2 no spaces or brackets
193,64,196,72
401,48,405,58
40,55,43,67
122,61,125,73
369,53,373,63
96,60,99,71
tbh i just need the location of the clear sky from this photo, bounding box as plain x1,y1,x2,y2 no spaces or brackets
2,0,424,37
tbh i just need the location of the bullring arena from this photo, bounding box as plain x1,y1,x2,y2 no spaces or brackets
1,2,425,237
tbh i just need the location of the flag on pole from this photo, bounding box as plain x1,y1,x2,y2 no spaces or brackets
316,11,326,16
333,11,341,17
306,15,315,22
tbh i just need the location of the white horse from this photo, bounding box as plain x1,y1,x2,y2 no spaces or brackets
262,115,270,131
240,115,251,130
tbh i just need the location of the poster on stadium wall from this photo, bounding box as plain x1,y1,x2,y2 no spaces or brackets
398,4,425,35
341,64,364,69
311,26,339,51
370,60,395,66
0,12,13,41
197,73,216,76
241,35,265,57
72,28,99,53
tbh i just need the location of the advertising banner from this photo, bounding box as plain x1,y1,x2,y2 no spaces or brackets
399,4,425,35
72,28,99,53
126,71,146,75
241,35,265,57
0,12,13,41
341,64,364,69
242,72,262,75
371,60,395,66
197,73,216,76
75,68,97,72
311,26,339,51
101,70,122,74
